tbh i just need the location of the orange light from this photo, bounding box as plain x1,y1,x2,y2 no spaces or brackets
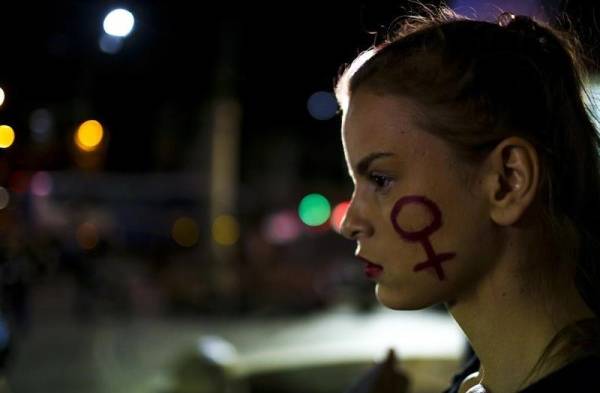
330,201,350,233
75,120,104,152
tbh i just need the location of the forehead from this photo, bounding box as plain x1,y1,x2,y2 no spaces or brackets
342,91,432,162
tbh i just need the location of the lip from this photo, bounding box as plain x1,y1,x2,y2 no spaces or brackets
357,255,383,279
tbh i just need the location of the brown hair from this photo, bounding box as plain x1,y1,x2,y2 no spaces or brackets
335,4,600,380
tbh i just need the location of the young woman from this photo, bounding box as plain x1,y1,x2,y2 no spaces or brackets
337,7,600,393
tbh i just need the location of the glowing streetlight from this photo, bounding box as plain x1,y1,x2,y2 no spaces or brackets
103,8,135,38
75,120,104,152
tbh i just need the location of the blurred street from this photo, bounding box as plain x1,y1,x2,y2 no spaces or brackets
6,281,466,393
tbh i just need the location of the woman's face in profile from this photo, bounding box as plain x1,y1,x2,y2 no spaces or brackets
341,90,501,309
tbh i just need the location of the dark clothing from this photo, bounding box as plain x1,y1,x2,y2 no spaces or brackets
346,353,600,393
443,355,479,393
444,354,600,392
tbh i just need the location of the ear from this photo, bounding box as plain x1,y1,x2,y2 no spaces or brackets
482,137,540,226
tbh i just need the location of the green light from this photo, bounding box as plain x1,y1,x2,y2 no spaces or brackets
298,193,331,226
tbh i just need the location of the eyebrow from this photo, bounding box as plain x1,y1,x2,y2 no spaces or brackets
356,151,396,176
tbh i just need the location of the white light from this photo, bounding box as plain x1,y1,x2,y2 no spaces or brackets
0,87,5,107
197,336,238,366
103,9,135,38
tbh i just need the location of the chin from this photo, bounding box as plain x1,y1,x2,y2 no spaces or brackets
375,283,439,310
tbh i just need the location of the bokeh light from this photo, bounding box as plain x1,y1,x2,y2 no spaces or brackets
99,34,124,54
262,210,303,244
212,215,240,246
76,222,99,250
103,9,135,38
330,201,351,233
197,335,238,366
0,87,5,107
0,125,15,148
0,187,9,210
75,120,104,152
31,172,53,197
172,217,200,247
307,91,338,121
29,109,54,143
298,193,331,227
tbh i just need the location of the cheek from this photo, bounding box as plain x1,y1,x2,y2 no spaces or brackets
392,200,433,233
389,195,456,281
389,195,442,242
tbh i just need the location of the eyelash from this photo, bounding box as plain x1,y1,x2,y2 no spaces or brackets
368,172,393,192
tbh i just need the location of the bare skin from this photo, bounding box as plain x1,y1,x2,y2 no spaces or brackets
340,90,595,393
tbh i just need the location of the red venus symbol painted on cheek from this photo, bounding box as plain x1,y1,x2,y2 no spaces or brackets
390,195,456,281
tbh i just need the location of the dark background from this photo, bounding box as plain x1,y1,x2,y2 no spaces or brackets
0,1,598,392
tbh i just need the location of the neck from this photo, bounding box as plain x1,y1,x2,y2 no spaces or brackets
447,231,594,393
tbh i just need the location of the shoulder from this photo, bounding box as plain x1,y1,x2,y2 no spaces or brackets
521,354,600,392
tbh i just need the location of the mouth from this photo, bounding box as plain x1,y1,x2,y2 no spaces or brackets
357,256,383,279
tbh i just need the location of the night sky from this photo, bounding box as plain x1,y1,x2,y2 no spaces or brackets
0,1,597,177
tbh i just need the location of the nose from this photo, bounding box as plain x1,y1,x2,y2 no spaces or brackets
340,197,374,240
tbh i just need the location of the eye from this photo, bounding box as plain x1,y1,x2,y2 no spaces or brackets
368,172,393,192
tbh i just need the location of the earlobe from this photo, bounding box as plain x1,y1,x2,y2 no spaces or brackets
486,137,540,226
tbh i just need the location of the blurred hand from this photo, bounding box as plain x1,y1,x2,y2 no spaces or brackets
371,349,411,393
